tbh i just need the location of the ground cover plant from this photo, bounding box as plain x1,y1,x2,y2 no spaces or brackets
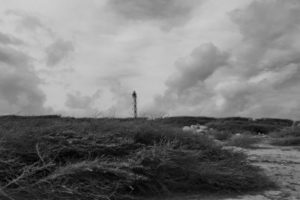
270,126,300,146
226,133,261,149
206,120,280,134
154,116,216,127
209,130,232,141
0,116,275,200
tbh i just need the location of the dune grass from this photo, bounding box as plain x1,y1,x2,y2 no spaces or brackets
226,133,261,149
210,130,232,141
0,116,274,200
271,137,300,146
270,127,300,146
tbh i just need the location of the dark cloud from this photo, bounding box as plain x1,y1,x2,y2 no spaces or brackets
65,90,101,110
229,0,300,81
107,0,199,30
0,32,23,45
231,0,300,45
0,45,30,67
6,10,45,32
45,39,74,67
166,43,229,93
147,43,228,116
0,44,49,115
149,0,300,119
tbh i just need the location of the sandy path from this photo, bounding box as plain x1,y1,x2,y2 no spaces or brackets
243,144,300,200
215,143,300,200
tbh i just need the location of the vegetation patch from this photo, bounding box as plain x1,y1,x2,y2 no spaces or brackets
226,134,261,149
270,127,300,146
206,121,281,134
270,127,300,138
210,130,232,141
0,117,275,200
271,137,300,146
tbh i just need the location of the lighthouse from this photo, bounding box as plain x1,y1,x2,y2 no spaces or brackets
132,91,137,118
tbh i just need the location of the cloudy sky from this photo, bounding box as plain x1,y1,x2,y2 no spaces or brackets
0,0,299,119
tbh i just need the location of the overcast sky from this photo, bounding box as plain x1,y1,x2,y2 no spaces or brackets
0,0,299,119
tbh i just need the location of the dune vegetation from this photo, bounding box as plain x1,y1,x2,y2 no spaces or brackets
0,116,278,200
270,126,300,146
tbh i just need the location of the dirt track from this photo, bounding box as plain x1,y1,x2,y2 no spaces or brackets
242,143,300,200
210,142,300,200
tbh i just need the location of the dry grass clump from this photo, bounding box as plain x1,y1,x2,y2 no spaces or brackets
206,120,279,134
270,126,300,138
271,137,300,146
226,134,261,149
0,117,274,200
210,130,232,141
270,127,300,146
131,144,272,194
31,159,146,200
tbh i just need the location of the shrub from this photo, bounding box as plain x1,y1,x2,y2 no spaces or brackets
227,134,261,148
270,127,300,146
154,116,216,127
133,123,181,145
270,127,300,138
271,137,300,146
206,121,280,134
210,130,232,141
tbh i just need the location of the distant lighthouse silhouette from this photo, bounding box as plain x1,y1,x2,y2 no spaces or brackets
132,91,137,118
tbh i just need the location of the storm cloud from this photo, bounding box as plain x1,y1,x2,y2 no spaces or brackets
150,0,300,119
0,41,48,115
107,0,199,30
45,39,74,67
166,43,229,93
0,31,23,45
5,10,46,32
1,0,300,119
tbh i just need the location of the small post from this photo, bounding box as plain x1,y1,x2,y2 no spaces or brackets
132,91,137,119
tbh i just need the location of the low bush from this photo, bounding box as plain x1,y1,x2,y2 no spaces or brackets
154,116,216,127
270,127,300,138
133,123,216,150
270,127,300,146
206,121,280,134
210,130,232,141
271,137,300,146
227,134,261,149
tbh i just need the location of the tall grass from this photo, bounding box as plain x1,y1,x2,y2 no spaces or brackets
210,130,232,141
270,127,300,146
227,134,261,149
0,117,274,200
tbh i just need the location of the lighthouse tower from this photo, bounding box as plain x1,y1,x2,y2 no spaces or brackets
132,91,137,118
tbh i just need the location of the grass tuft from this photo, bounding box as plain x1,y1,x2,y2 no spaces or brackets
270,127,300,146
210,130,232,141
226,134,261,149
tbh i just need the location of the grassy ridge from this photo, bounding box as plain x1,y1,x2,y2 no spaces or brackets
0,117,274,200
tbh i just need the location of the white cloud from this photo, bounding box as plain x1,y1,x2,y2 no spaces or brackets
149,0,300,119
0,0,299,119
